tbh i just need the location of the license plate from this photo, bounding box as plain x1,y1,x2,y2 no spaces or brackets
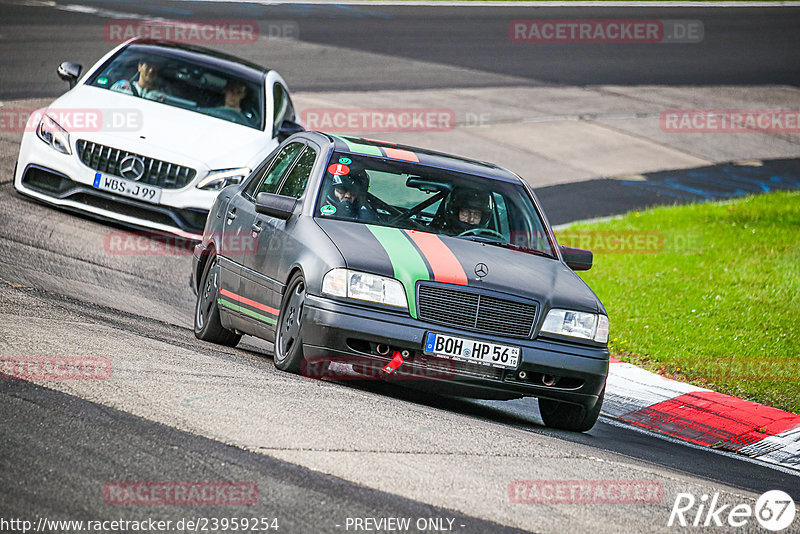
423,332,519,369
92,172,161,204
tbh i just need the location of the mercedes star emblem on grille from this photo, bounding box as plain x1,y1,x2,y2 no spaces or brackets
474,263,488,278
118,155,146,181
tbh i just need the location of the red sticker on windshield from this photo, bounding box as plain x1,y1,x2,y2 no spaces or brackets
327,163,350,176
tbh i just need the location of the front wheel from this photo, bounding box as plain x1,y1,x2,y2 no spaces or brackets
539,386,605,432
194,255,241,347
274,273,308,373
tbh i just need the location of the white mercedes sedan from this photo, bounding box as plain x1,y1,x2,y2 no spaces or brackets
14,38,303,239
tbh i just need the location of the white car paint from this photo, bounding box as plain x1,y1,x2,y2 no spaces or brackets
14,39,297,239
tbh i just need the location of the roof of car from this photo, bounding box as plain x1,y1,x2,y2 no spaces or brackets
125,39,270,82
312,132,523,184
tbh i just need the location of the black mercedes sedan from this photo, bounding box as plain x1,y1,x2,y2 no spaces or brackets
192,131,609,431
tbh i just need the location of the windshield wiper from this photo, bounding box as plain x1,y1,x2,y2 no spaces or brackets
459,236,555,258
456,235,499,243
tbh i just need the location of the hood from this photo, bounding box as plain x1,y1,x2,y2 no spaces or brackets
48,85,270,170
315,219,603,316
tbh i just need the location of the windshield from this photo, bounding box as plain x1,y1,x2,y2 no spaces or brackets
86,47,264,130
315,152,555,257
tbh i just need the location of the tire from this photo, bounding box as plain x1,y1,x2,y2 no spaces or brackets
274,273,308,373
194,254,241,347
539,385,605,432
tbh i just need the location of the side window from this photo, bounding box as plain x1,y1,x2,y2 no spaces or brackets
272,83,287,137
241,147,278,197
492,192,510,236
244,142,304,199
284,94,296,122
278,147,317,199
272,82,296,137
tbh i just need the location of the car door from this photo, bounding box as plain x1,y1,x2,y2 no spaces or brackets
206,187,241,325
222,140,306,336
238,141,320,341
268,142,320,290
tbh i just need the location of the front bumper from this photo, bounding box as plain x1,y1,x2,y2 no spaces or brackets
13,131,216,239
302,295,608,408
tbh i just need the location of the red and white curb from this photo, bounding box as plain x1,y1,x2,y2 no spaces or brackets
604,357,800,472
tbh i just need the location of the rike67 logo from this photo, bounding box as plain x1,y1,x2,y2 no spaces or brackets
668,490,796,531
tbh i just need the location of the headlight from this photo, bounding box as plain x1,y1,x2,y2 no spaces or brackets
197,167,250,190
322,268,407,309
36,114,71,155
541,309,609,343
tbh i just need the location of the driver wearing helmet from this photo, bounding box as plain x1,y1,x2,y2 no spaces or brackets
322,168,377,221
441,187,493,235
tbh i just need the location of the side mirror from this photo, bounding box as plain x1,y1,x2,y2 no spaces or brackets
57,62,83,89
560,246,593,271
276,119,304,142
255,192,297,220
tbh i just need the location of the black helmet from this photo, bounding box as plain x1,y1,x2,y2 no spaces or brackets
325,168,369,217
443,187,493,233
331,168,368,194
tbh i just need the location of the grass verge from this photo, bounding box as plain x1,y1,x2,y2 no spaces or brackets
556,191,800,413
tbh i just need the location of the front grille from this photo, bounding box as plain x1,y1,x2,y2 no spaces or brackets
76,140,196,189
418,284,537,338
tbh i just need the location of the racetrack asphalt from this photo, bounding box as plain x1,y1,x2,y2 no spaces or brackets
539,157,800,225
1,376,527,534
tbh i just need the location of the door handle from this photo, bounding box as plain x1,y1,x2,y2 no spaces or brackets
227,209,237,221
251,223,263,234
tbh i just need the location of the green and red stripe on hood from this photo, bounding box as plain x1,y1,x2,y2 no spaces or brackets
317,220,468,318
366,226,468,317
316,219,602,317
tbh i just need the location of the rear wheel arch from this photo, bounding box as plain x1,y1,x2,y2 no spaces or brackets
194,251,241,347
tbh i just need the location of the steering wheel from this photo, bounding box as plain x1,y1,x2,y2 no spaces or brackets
457,227,506,240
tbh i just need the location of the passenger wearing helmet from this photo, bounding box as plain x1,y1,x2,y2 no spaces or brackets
441,188,494,235
322,168,377,221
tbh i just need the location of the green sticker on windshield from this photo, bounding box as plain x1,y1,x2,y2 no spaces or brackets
338,157,352,165
321,205,336,215
97,77,109,85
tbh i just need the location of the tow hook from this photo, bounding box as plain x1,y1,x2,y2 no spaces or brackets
382,351,405,374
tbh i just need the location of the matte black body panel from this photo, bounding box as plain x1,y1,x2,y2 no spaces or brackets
194,131,609,407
